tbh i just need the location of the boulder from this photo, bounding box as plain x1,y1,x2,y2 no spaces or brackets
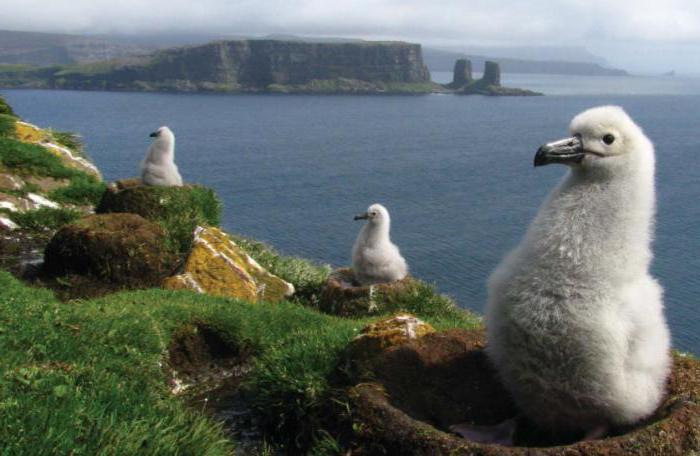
96,179,221,256
349,328,700,455
318,268,417,317
43,213,176,286
163,226,295,303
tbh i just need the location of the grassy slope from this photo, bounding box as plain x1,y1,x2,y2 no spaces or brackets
0,134,106,228
0,258,480,454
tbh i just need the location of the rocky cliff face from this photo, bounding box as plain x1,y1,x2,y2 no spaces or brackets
1,40,433,93
481,61,501,86
449,59,472,88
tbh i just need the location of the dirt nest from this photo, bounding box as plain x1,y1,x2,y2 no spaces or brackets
349,329,700,455
318,268,416,317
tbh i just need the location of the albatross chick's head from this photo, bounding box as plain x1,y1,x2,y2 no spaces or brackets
534,106,653,174
149,126,174,141
354,203,390,225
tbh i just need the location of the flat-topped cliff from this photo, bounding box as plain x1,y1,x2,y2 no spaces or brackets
0,39,436,94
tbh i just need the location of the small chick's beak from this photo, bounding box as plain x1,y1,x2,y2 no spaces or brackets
149,131,158,138
534,136,584,167
354,212,369,221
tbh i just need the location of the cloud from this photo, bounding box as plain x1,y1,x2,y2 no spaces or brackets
1,0,699,72
1,0,699,44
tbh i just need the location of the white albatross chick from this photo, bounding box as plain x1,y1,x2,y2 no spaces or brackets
351,203,408,286
140,126,183,186
484,106,671,441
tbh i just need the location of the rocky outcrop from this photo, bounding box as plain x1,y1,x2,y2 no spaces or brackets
481,61,501,86
0,100,104,276
163,226,294,303
0,40,435,94
13,121,101,179
460,60,542,96
43,213,175,285
449,59,472,88
348,328,700,455
318,268,417,317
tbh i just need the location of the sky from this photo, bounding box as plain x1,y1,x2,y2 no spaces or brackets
1,0,700,74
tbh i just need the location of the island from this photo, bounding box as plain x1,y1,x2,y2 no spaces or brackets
0,39,439,94
445,59,542,96
0,39,541,96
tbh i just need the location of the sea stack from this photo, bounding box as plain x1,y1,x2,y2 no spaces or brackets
452,59,473,87
482,61,501,86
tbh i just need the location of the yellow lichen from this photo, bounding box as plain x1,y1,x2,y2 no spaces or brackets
163,226,294,302
14,121,49,143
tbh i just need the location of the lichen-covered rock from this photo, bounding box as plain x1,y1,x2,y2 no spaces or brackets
14,121,49,143
13,121,102,179
347,313,435,371
43,213,175,286
349,329,700,455
318,268,417,317
163,226,294,303
96,179,221,255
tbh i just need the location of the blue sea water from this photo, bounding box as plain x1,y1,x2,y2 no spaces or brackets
2,74,699,354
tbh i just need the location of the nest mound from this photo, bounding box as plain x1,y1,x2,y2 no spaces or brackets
318,268,416,317
350,329,700,455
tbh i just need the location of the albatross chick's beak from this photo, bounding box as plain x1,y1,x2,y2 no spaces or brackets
149,131,159,138
354,212,369,221
534,136,584,167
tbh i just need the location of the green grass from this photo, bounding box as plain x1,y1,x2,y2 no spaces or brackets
96,185,222,257
48,130,86,157
49,174,107,206
0,254,481,454
0,138,83,180
232,235,331,301
0,95,16,117
9,207,82,231
0,113,16,138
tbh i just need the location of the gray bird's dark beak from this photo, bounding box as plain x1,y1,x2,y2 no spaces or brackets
149,131,159,138
534,136,584,167
354,213,369,221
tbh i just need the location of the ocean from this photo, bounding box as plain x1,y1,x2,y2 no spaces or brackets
2,73,699,353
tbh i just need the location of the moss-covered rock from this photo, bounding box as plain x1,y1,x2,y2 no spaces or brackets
43,213,176,286
349,328,700,455
318,268,418,316
96,179,221,256
163,226,294,303
347,313,435,374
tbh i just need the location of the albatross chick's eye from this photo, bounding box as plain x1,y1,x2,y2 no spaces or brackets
603,134,615,145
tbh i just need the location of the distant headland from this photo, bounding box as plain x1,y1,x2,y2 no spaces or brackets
0,38,539,96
